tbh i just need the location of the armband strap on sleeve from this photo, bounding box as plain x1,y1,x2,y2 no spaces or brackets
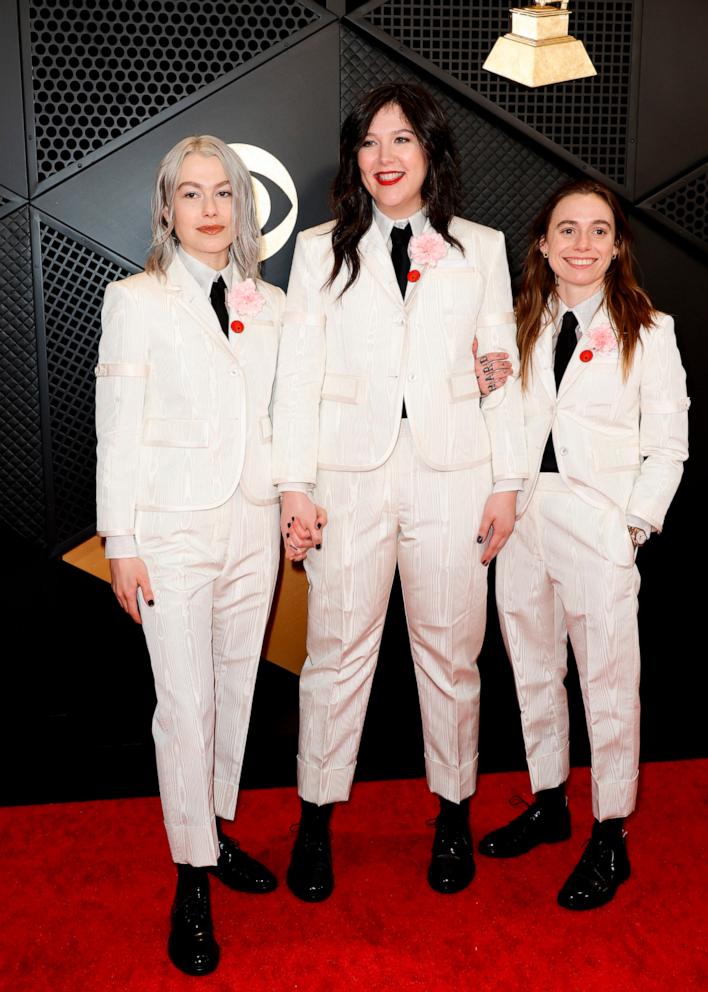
95,363,149,378
476,311,516,329
641,397,691,414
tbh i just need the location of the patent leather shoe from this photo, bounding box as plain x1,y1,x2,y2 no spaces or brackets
207,834,277,893
478,797,571,858
428,797,475,894
168,871,219,976
557,824,630,910
286,800,334,902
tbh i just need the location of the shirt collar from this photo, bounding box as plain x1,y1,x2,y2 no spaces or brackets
554,288,605,338
372,202,428,244
177,246,232,297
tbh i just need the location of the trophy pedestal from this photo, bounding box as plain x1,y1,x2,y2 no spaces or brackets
484,7,596,88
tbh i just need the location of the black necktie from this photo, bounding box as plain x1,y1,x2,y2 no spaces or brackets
390,224,412,419
390,223,412,298
540,310,578,472
209,275,229,338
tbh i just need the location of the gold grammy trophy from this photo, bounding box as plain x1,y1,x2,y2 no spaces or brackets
484,1,596,88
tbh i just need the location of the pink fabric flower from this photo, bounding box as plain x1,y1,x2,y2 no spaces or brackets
409,231,447,268
587,324,618,353
227,278,265,317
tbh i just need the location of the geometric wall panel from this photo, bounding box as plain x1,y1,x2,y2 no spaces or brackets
40,220,135,549
29,0,322,184
342,27,574,285
34,24,341,292
361,0,634,187
0,208,46,545
641,164,708,251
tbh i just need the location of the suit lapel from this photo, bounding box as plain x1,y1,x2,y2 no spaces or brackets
359,222,407,308
534,317,558,402
557,302,608,398
164,254,234,360
401,218,433,310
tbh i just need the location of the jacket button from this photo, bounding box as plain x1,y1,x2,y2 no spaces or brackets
408,373,416,381
560,446,568,455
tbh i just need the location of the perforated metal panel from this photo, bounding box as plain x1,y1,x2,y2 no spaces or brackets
362,0,634,187
643,165,708,249
40,222,134,548
0,208,46,545
342,27,573,283
29,0,321,183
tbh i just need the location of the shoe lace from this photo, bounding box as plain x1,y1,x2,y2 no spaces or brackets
178,886,210,929
509,793,533,811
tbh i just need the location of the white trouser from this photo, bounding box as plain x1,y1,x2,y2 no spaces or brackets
298,421,492,806
496,474,641,821
135,487,280,866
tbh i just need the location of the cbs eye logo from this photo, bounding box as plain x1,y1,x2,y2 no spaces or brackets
229,144,298,261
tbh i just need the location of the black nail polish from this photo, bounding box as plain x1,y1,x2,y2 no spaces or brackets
482,561,489,568
147,599,155,607
316,544,321,550
476,535,483,544
291,516,295,521
286,521,291,528
316,522,322,529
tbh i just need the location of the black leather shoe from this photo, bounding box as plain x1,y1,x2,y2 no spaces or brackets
286,800,334,902
207,834,278,893
428,797,475,894
478,798,571,858
557,825,630,910
168,870,219,976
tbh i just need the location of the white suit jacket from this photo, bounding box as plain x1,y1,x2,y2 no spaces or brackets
272,217,527,484
95,253,284,537
518,305,689,530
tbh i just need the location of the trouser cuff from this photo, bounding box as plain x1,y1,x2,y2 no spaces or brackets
592,771,639,821
425,754,478,804
297,756,356,805
528,745,570,795
166,819,219,867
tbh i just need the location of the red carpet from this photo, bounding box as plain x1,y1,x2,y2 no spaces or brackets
1,760,706,992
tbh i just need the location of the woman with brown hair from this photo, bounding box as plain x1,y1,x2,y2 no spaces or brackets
476,179,689,908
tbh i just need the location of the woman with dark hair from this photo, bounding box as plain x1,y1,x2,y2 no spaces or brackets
96,136,285,974
475,179,689,908
272,82,526,900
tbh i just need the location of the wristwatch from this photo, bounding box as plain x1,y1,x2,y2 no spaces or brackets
628,525,647,548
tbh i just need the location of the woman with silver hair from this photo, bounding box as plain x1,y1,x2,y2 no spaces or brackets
96,135,284,975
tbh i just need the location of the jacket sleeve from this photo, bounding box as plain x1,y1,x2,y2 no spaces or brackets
95,280,149,537
271,232,327,487
475,230,528,482
626,314,689,530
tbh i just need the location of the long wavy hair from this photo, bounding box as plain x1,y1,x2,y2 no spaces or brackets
327,82,462,294
516,179,656,386
145,135,261,281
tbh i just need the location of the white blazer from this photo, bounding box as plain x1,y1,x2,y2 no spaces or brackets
272,217,527,485
518,305,689,530
95,253,284,537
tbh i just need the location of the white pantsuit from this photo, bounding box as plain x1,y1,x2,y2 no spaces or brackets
273,217,527,805
496,306,689,820
96,253,284,865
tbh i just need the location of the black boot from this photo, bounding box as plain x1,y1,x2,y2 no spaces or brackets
207,818,278,893
167,864,219,976
557,818,630,910
286,799,334,902
428,797,475,894
478,786,571,858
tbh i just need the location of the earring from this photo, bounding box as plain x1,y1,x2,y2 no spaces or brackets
612,252,617,259
542,251,549,258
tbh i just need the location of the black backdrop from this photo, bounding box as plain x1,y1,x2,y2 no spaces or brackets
1,0,706,805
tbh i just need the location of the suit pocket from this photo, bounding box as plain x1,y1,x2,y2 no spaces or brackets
593,442,640,473
447,370,481,402
321,372,360,404
142,418,209,448
259,415,273,443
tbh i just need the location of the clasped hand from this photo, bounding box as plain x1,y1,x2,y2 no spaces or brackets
280,492,328,562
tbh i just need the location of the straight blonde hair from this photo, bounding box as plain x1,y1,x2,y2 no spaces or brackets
145,135,261,280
